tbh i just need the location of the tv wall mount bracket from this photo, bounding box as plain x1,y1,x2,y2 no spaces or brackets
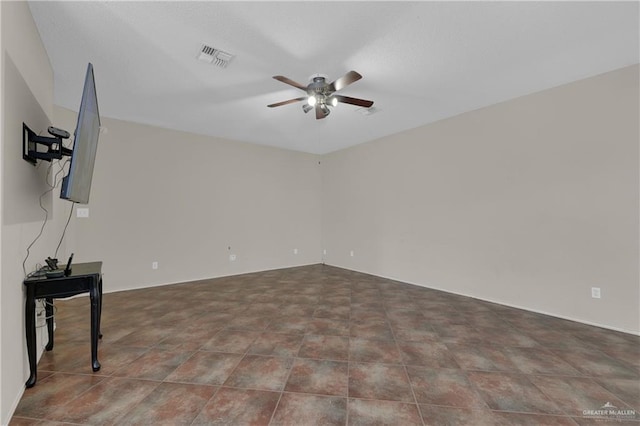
23,123,72,165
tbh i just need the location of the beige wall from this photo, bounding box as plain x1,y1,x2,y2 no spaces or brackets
1,1,59,423
53,108,323,292
322,65,640,334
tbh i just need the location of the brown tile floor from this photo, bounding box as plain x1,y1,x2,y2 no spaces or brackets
10,264,640,425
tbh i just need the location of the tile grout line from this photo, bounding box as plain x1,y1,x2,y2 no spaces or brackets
382,292,427,426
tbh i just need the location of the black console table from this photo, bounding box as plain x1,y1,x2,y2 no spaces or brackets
23,261,103,388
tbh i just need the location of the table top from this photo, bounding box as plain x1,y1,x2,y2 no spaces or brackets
24,261,102,284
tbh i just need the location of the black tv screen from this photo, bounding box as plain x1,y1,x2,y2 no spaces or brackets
60,63,100,204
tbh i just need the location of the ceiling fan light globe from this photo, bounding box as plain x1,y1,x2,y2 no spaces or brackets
330,97,338,107
308,95,317,106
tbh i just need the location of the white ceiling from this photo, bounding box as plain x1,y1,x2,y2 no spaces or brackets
29,1,639,154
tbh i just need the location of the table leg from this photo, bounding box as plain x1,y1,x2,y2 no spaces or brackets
25,287,37,388
90,284,101,372
98,277,103,339
45,297,54,351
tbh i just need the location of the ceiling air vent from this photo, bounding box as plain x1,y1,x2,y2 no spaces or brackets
197,44,233,68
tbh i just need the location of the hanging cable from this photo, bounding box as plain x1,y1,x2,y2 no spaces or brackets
54,201,75,259
22,156,70,277
22,162,55,277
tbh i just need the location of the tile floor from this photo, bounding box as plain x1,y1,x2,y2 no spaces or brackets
10,264,640,425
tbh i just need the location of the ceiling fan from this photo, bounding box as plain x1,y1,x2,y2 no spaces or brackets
268,70,374,119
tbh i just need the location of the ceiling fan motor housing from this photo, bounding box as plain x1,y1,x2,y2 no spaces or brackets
309,77,329,94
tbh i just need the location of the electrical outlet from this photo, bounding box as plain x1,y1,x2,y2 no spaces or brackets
591,287,601,299
293,248,298,255
229,254,237,262
152,261,158,270
76,207,89,218
350,250,354,257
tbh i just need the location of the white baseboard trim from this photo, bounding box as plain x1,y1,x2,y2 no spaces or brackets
54,262,640,336
101,262,322,295
5,385,26,425
326,263,640,336
5,326,50,425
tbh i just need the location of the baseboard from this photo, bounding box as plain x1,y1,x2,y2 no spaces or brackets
60,261,639,335
4,386,25,425
101,262,323,295
4,322,51,425
326,263,640,336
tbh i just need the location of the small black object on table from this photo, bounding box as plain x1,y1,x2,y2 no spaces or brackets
23,261,103,388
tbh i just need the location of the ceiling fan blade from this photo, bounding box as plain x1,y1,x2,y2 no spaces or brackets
267,97,306,108
328,70,362,92
273,75,308,91
334,95,374,108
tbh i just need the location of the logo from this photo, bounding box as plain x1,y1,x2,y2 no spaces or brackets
582,402,637,421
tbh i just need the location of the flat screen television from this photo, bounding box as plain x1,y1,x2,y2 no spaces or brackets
60,63,100,204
